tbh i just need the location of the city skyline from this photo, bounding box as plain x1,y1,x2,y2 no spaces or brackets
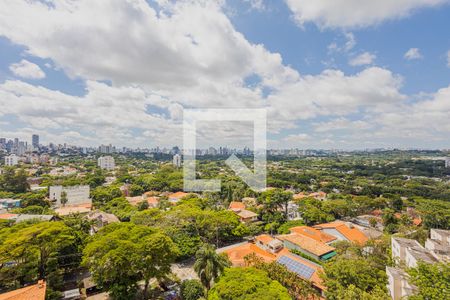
0,1,449,149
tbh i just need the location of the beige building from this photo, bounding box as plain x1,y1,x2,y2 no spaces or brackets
49,185,91,207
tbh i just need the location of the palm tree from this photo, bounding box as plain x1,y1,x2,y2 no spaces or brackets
194,243,230,290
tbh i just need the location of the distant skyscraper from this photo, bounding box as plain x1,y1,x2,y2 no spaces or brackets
32,134,39,149
445,157,450,168
173,154,181,168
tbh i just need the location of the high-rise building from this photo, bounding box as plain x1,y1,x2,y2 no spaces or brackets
4,154,19,166
445,157,450,168
173,153,181,168
98,156,115,170
32,134,39,149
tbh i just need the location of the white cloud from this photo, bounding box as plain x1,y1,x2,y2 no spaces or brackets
404,48,423,60
314,118,372,132
349,52,376,66
267,67,405,125
9,59,46,79
244,0,266,11
327,32,355,53
0,0,296,93
284,0,449,29
0,0,449,149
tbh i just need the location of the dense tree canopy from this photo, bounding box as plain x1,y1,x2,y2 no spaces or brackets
408,262,450,300
208,267,291,300
82,222,179,300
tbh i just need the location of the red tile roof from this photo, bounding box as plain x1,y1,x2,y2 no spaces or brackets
0,213,18,220
168,192,188,199
315,221,368,245
220,243,277,266
229,201,246,211
289,226,337,243
0,280,46,300
278,233,336,257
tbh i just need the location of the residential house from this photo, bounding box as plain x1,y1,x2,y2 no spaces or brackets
228,201,258,223
314,221,369,245
218,235,326,295
289,226,337,244
0,199,21,210
235,209,258,223
278,233,337,261
0,280,46,300
255,234,283,254
229,201,246,211
85,210,119,234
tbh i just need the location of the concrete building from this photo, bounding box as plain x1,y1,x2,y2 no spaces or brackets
173,153,181,168
391,237,423,266
49,185,91,207
388,232,449,299
445,157,450,168
4,154,18,166
386,267,417,300
425,229,450,259
98,156,115,170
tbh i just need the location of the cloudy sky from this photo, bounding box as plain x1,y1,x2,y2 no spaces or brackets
0,0,449,149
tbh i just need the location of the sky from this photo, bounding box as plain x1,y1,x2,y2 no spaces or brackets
0,0,449,149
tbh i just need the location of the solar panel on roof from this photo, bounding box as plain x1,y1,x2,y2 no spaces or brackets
277,255,315,279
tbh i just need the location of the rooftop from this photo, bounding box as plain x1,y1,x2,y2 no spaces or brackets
229,201,246,211
315,221,369,244
236,209,258,219
0,280,46,300
407,247,439,264
392,237,422,248
278,233,336,257
289,226,337,243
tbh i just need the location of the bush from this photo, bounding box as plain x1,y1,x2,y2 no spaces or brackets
180,279,204,300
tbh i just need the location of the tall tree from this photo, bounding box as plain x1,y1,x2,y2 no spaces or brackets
208,267,291,300
60,191,68,207
194,243,230,290
82,223,178,300
408,262,450,300
0,221,77,288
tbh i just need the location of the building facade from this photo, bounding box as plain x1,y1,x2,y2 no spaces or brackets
173,153,181,167
49,185,91,206
4,154,19,166
98,156,115,170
